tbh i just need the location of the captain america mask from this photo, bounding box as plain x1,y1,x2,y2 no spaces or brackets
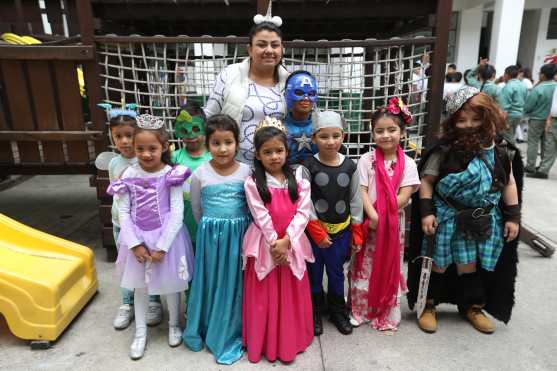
174,110,205,140
285,72,318,110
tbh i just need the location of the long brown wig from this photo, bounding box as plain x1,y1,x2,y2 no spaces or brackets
440,93,506,154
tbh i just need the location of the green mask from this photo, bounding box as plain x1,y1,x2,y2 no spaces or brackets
174,110,205,139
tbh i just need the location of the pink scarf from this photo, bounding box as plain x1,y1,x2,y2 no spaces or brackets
356,147,405,321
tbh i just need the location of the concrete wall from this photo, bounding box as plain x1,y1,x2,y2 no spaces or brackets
518,9,542,71
455,6,483,71
531,8,557,80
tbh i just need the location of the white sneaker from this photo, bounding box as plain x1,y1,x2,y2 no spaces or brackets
146,301,163,326
129,333,147,360
168,326,182,347
113,304,134,330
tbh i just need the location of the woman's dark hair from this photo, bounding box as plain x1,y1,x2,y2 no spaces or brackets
478,64,496,91
252,126,298,204
504,65,520,79
134,126,173,166
521,67,533,81
445,72,462,83
248,21,283,44
540,63,557,80
204,114,240,149
463,69,472,85
109,115,137,130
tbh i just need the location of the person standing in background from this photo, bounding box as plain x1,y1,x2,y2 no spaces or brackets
499,65,528,144
524,64,557,178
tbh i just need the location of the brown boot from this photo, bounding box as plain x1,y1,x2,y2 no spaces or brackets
418,300,437,333
465,305,495,334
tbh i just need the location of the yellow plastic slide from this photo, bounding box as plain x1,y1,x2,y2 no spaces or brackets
0,214,98,343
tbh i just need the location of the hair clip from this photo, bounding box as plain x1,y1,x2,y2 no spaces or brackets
136,114,165,130
98,102,138,121
253,1,282,27
386,97,413,124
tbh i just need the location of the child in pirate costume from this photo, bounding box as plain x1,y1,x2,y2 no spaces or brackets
284,70,318,164
303,110,364,336
407,86,522,334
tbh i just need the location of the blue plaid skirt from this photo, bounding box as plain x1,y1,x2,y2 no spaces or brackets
422,148,504,271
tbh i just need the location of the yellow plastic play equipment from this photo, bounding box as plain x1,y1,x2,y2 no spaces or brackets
0,214,98,346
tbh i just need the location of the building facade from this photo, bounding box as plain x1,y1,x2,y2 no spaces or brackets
452,0,557,80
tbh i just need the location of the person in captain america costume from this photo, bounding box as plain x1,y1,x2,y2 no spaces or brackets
284,70,319,164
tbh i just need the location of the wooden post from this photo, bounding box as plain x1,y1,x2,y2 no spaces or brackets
256,0,271,14
75,0,107,153
76,0,114,260
13,0,27,34
424,0,452,149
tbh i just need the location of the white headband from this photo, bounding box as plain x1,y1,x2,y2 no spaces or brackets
253,1,282,27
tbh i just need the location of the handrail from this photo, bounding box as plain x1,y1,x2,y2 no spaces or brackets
0,45,95,60
94,35,437,48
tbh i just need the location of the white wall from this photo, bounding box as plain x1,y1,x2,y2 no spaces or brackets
489,0,525,76
455,6,483,71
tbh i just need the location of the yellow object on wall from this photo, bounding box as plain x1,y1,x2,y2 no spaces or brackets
0,214,98,342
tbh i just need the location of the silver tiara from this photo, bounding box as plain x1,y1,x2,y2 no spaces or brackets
253,1,282,27
136,114,165,130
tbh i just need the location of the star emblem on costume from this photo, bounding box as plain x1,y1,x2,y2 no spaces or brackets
294,133,312,151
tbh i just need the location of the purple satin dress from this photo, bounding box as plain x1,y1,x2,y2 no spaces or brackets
108,165,195,295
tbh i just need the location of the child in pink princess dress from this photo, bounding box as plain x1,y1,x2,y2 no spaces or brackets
107,114,194,360
350,98,420,331
242,118,314,363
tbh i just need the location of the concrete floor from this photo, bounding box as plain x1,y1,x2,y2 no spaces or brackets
0,163,556,370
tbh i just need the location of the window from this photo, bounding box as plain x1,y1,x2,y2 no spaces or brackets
548,8,557,39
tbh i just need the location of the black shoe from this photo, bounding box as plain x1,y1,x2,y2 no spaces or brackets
526,171,548,179
313,309,323,336
311,293,324,336
329,312,353,335
327,293,353,335
524,167,535,174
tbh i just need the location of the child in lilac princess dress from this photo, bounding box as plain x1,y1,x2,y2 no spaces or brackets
107,114,194,360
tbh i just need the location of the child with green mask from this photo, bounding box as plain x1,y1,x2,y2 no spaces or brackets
171,101,212,245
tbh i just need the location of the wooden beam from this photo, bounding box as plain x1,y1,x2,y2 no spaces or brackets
256,0,270,15
0,130,104,141
76,0,108,155
14,0,27,34
0,163,96,175
91,2,436,21
424,0,452,148
0,45,94,60
94,35,437,48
